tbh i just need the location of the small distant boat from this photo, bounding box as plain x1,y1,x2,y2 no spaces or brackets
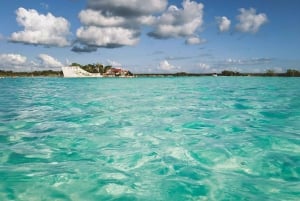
212,73,218,77
62,66,102,78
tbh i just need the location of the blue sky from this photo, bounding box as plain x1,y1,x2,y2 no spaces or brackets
0,0,299,73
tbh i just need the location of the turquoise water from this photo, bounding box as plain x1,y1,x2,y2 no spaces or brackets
0,77,299,201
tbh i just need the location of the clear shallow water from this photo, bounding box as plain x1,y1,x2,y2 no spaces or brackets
0,77,299,201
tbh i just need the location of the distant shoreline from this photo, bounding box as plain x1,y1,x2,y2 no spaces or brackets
1,70,300,77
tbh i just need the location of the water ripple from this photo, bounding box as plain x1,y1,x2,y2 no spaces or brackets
0,77,299,200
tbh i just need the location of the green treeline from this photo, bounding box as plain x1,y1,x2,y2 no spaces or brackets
0,70,62,77
71,62,106,74
71,63,113,74
220,69,300,77
137,69,300,77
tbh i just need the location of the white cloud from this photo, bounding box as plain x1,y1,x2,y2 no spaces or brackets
149,0,204,39
0,53,64,71
196,63,213,73
216,16,231,32
226,58,242,64
107,59,122,67
185,36,206,45
76,26,139,48
10,7,70,47
79,9,126,27
159,60,176,71
226,57,272,65
197,63,210,70
236,8,268,33
0,53,27,70
0,53,27,66
38,54,63,68
78,9,156,28
136,16,156,26
75,0,203,51
75,0,163,51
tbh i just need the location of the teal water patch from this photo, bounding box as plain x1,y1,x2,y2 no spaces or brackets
0,77,299,200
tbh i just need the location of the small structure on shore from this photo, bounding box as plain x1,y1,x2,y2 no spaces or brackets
104,68,133,77
62,65,134,78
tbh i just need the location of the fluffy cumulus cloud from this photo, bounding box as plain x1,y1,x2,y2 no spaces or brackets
10,7,70,47
79,9,156,27
0,53,27,66
216,16,231,32
236,8,268,33
76,26,139,48
158,60,177,71
74,0,167,52
0,53,28,70
148,0,204,39
79,9,126,27
74,0,205,52
185,36,205,45
0,53,64,71
38,54,63,68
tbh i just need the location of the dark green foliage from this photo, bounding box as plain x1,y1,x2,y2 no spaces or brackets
286,69,300,77
265,69,275,76
95,63,104,74
81,64,99,73
70,63,82,67
175,72,188,76
221,70,241,76
104,66,112,73
0,70,62,77
127,71,133,76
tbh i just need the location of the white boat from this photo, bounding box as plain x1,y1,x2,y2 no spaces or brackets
62,66,102,78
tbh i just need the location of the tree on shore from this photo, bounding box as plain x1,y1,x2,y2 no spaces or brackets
71,63,82,67
221,70,241,76
104,65,112,73
286,69,300,77
95,63,104,74
265,69,275,76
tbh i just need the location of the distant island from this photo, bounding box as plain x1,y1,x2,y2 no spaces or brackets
1,63,300,77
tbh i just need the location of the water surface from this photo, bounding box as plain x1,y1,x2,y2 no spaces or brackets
0,77,299,200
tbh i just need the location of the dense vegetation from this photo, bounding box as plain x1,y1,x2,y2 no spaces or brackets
71,63,112,74
285,69,300,76
220,69,300,77
221,70,242,76
0,70,62,77
137,69,300,77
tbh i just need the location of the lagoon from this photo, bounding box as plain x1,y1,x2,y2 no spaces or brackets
0,77,299,200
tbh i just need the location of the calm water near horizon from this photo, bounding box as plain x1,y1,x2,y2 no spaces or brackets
0,77,299,200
